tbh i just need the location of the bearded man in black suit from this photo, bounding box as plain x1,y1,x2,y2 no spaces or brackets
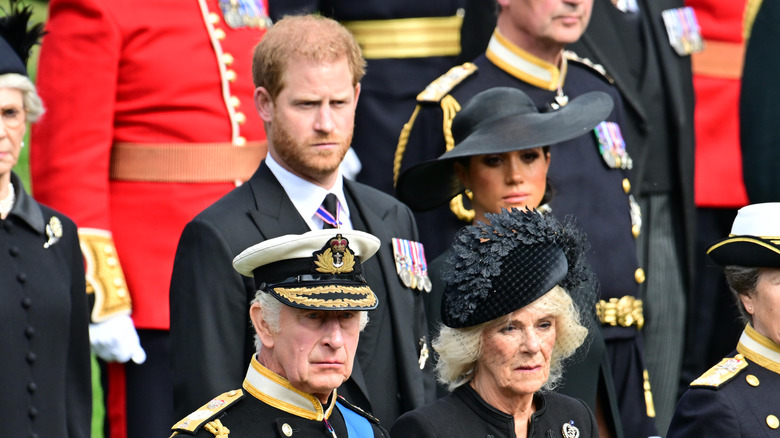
169,14,435,427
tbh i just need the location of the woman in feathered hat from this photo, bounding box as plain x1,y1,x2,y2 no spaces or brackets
668,202,780,437
0,1,91,436
391,208,599,437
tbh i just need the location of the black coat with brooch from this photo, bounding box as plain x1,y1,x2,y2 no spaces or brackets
390,384,598,438
0,172,92,438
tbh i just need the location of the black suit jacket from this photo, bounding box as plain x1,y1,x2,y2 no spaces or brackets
169,161,434,425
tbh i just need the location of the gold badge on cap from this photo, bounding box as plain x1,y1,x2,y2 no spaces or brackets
314,234,355,274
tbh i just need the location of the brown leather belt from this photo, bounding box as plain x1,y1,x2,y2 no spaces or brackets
109,141,266,183
596,295,644,329
691,39,745,80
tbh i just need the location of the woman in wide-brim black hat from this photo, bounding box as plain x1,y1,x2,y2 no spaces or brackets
668,202,780,437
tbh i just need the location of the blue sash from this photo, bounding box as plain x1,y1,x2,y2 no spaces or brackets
335,401,372,437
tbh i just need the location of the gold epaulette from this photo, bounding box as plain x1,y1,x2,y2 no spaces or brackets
416,62,478,103
79,228,132,323
564,51,614,84
171,389,244,436
690,354,748,389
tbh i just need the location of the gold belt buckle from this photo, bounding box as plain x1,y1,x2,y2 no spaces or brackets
596,295,644,329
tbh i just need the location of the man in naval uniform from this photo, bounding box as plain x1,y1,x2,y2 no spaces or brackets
171,229,389,437
394,0,656,436
169,14,434,426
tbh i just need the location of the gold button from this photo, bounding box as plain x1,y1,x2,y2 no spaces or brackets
116,288,127,298
282,423,293,436
746,374,760,386
234,136,247,146
229,96,241,108
103,245,114,255
227,390,237,397
107,257,117,267
622,178,631,194
635,268,646,284
222,53,234,65
735,354,744,360
214,28,226,40
235,112,246,124
225,70,237,82
113,278,123,286
632,225,640,239
208,12,220,24
767,415,779,429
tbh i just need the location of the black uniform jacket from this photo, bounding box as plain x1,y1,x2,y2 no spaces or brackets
268,0,468,196
668,324,780,437
172,356,388,437
390,383,598,438
0,172,92,438
170,161,434,424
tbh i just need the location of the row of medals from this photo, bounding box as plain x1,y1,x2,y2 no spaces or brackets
218,0,272,29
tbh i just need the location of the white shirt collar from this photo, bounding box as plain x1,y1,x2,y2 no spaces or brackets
265,154,352,230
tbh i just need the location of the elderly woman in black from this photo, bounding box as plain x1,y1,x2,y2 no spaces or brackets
667,202,780,437
0,2,91,437
391,208,599,437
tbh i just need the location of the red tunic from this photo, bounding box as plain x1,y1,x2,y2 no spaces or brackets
686,0,748,207
30,0,267,330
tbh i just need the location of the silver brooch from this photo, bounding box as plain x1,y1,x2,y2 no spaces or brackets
44,216,63,248
562,421,580,438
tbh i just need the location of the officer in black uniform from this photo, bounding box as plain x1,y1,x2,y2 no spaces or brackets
394,0,656,436
668,202,780,437
171,229,389,437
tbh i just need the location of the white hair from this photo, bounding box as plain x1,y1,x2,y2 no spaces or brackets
251,289,370,353
0,73,45,122
434,285,588,392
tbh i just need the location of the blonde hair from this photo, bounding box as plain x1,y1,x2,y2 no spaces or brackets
252,14,366,100
434,285,587,392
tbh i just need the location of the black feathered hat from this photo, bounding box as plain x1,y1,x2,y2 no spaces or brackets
396,87,613,211
0,0,44,77
708,203,780,268
440,208,597,329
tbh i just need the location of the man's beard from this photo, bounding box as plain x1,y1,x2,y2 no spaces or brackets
271,119,351,182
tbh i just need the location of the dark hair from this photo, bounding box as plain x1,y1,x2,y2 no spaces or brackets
723,265,760,326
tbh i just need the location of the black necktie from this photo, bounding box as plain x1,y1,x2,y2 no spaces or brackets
321,193,339,229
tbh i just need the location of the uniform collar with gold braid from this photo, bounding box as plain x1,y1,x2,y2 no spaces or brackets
485,29,568,91
243,355,337,421
737,323,780,374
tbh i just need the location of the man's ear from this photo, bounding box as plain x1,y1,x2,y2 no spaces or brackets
254,87,274,123
250,302,275,349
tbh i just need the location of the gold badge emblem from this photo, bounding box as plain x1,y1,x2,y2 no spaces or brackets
314,234,355,274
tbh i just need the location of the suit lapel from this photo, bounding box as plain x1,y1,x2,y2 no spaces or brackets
246,162,310,239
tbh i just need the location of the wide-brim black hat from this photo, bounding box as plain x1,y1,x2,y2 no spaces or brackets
233,229,381,310
708,203,780,268
440,208,596,329
396,87,614,211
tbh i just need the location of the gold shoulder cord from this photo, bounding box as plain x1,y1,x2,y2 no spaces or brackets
744,0,763,40
393,104,422,187
79,228,132,323
204,420,230,438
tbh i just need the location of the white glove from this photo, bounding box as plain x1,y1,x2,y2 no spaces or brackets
89,314,147,364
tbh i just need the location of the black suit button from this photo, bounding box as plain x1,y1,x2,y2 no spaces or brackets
17,272,27,283
27,382,37,393
28,406,38,419
30,433,39,438
26,352,37,364
21,297,32,309
9,246,19,256
25,326,35,338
